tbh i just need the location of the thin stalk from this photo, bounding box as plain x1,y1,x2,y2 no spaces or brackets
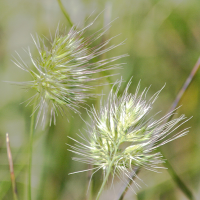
6,133,19,200
96,148,118,200
162,155,194,200
86,164,93,200
28,104,36,200
57,0,73,27
0,128,45,199
167,57,200,120
118,57,200,200
96,164,112,200
118,168,139,200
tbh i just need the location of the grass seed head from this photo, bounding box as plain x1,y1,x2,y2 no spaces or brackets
13,22,126,127
68,79,190,189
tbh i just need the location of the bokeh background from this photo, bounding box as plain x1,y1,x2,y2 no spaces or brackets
0,0,200,199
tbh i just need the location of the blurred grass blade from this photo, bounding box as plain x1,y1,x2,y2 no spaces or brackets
163,156,194,200
57,0,73,27
118,168,139,200
167,57,200,119
28,103,36,200
6,133,19,200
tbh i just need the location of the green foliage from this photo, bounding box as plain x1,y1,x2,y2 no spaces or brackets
0,0,200,200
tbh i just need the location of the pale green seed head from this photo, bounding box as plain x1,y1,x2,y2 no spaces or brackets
13,24,127,127
68,79,189,189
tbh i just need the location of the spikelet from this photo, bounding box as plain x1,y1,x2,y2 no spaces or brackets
12,20,126,127
68,79,190,190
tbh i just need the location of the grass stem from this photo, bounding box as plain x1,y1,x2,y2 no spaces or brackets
162,154,194,200
96,148,118,200
167,57,200,120
6,133,19,200
57,0,73,27
95,164,112,200
118,168,139,200
28,104,36,200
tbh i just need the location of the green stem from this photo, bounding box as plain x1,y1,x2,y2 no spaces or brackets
162,154,194,200
57,0,73,27
28,104,36,200
85,164,93,200
13,193,18,200
6,133,19,200
96,147,118,200
96,164,112,200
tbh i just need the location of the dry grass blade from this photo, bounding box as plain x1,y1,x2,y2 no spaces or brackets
6,133,19,200
167,57,200,120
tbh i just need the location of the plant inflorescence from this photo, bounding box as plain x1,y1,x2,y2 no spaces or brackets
68,79,190,199
13,22,126,127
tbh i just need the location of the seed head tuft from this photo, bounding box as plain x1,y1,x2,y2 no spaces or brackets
68,79,190,189
12,22,126,127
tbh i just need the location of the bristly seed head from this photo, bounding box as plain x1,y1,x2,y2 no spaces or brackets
12,20,127,127
68,79,190,190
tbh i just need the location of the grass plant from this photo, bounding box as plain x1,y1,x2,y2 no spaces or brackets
1,0,199,200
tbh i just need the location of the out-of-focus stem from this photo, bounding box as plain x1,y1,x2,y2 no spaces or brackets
118,168,139,200
86,164,93,200
95,164,112,200
1,129,44,199
6,133,19,200
28,104,36,200
167,57,200,120
57,0,73,27
162,155,194,200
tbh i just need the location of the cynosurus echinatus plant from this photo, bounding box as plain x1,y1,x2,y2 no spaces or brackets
11,21,127,200
13,23,126,127
68,79,190,200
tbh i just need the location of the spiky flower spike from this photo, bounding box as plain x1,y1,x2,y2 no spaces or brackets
13,20,126,127
68,79,190,199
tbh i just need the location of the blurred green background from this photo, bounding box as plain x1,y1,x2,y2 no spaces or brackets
0,0,200,199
